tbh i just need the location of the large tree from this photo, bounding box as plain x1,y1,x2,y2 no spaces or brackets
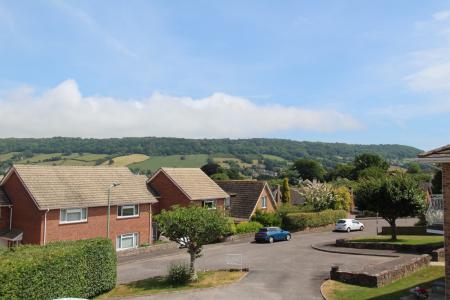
354,175,425,240
354,153,389,173
155,206,230,279
292,158,325,181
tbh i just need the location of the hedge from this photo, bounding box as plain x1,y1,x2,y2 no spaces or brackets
282,209,347,231
0,238,116,299
235,221,264,234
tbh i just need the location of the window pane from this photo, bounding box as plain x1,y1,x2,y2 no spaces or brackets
60,210,67,222
67,211,81,222
121,236,134,248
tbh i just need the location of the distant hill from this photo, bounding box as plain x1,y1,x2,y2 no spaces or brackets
0,137,421,170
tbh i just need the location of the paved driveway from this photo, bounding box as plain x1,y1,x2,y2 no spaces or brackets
119,218,416,300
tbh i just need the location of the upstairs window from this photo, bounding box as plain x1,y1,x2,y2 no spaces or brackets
261,196,267,209
203,200,216,210
118,204,139,218
60,208,87,224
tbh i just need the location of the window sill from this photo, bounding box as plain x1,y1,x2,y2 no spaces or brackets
117,215,140,219
59,220,88,225
116,246,138,251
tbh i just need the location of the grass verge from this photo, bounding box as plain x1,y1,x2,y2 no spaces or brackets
349,235,444,246
322,266,444,300
96,270,247,299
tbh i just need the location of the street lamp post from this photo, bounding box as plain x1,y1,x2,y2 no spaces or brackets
107,182,120,239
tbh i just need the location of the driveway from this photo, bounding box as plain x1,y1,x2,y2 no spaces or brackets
119,218,416,300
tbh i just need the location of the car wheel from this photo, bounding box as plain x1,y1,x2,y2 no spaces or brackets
347,227,351,233
269,237,274,244
286,234,291,241
360,226,364,231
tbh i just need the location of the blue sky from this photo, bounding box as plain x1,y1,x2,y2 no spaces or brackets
1,1,450,150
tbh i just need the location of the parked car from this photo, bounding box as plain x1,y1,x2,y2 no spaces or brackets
335,219,364,232
255,227,291,243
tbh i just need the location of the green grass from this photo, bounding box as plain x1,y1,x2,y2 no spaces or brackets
0,152,17,161
323,266,444,300
129,154,210,171
350,235,444,246
96,270,246,299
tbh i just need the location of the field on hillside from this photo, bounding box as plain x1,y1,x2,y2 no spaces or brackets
12,153,109,166
102,154,149,166
128,154,210,172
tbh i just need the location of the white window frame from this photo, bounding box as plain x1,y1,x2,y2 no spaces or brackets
203,200,216,210
60,208,88,224
116,232,139,250
261,196,267,209
117,204,139,219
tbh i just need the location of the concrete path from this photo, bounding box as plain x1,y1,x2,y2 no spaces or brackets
118,218,417,300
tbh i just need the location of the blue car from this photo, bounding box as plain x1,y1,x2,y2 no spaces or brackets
255,227,291,243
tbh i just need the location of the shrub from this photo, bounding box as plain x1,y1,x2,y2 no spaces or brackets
282,209,347,231
332,187,352,211
167,262,190,286
300,181,336,211
224,218,237,236
235,221,263,234
0,238,116,299
251,210,282,227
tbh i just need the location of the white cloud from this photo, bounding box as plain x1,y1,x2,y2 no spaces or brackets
433,10,450,21
0,80,360,138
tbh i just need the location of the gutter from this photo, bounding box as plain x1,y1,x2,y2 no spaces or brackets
9,206,12,230
43,208,50,245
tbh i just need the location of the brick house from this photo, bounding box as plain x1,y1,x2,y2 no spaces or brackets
0,165,157,250
147,168,229,213
417,145,450,297
215,180,277,221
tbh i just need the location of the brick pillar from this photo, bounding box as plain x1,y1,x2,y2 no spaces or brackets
443,164,450,299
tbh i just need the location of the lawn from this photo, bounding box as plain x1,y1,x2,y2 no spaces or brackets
102,154,149,166
129,154,210,171
322,266,444,300
349,235,444,246
96,270,246,299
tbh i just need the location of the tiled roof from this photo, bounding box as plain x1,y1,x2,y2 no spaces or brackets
290,188,306,205
417,145,450,162
215,180,269,220
0,187,10,206
151,168,228,200
6,165,157,210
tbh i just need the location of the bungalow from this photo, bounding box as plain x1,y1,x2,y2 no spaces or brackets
0,165,157,250
215,180,277,221
417,145,450,297
147,168,229,213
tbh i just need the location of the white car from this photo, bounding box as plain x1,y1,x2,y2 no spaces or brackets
335,219,364,232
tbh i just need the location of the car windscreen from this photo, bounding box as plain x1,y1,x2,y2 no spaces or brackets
337,220,346,224
259,228,268,232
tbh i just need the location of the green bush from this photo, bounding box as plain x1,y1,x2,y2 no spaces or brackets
282,209,347,231
0,238,116,299
235,221,263,234
167,262,190,286
224,218,237,236
251,210,282,227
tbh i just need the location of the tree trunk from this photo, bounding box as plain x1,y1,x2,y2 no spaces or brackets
389,219,397,241
189,250,197,280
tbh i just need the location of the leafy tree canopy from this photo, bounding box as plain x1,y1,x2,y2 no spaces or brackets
354,153,389,172
292,158,326,181
354,175,426,240
155,206,230,278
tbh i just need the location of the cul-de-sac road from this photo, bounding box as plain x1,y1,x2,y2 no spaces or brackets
119,218,416,300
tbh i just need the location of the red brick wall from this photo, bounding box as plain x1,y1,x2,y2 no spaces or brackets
2,172,43,244
254,186,276,213
0,207,10,230
45,203,152,248
442,163,450,298
149,172,192,213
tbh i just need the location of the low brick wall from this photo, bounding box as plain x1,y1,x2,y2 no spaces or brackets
380,226,428,235
431,247,445,262
117,241,179,258
336,238,443,254
330,255,431,287
223,232,256,242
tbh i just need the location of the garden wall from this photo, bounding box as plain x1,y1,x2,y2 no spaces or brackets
330,255,430,287
335,238,443,254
